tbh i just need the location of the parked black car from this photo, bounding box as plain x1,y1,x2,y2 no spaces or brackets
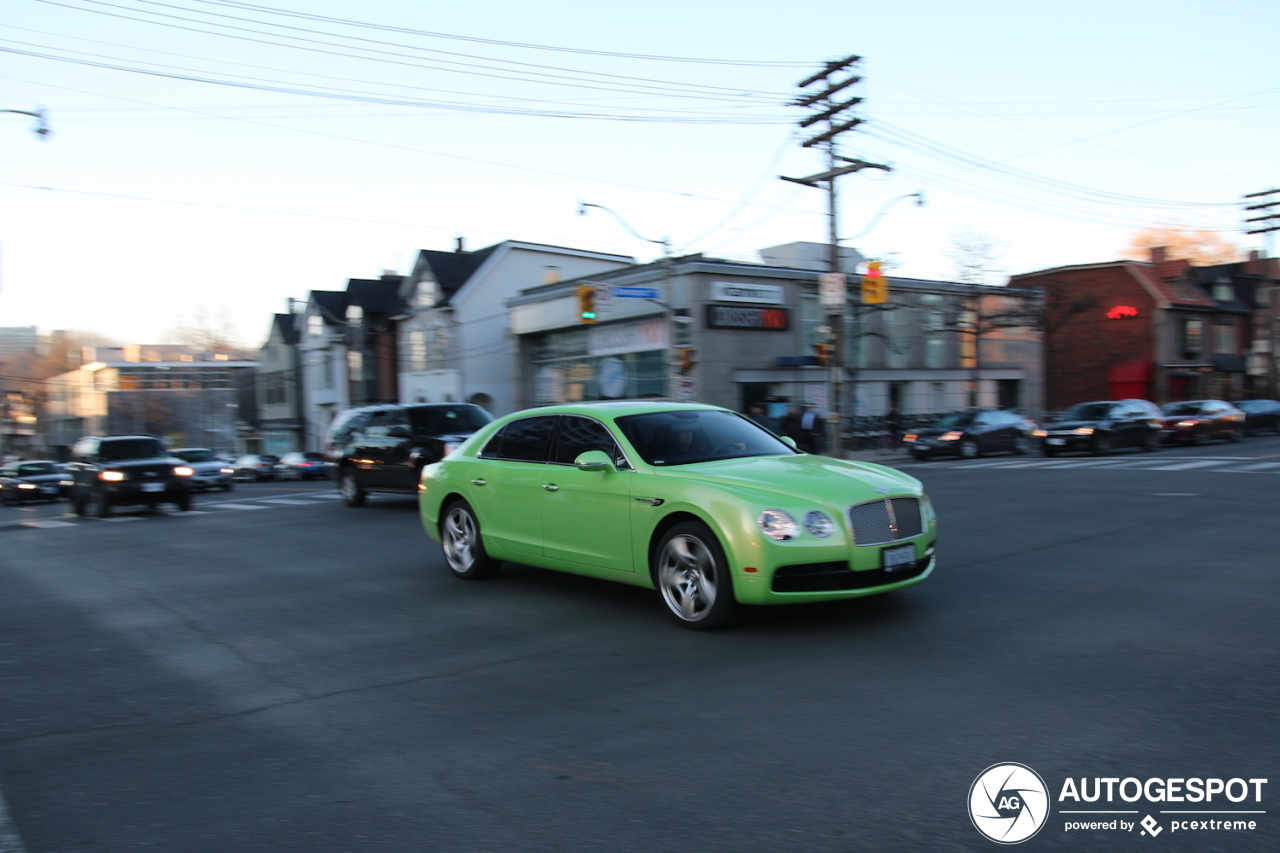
0,461,68,504
904,409,1035,460
1037,399,1162,456
65,435,193,516
275,451,327,480
323,402,493,506
1232,399,1280,435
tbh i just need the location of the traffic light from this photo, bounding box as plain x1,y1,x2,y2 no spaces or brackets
861,261,887,304
677,348,696,375
813,342,831,367
576,284,597,324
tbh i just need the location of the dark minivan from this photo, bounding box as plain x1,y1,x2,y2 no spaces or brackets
324,403,493,506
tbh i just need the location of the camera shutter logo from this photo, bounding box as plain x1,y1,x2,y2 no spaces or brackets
969,763,1050,844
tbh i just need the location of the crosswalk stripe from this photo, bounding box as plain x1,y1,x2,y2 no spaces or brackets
211,503,271,510
258,498,318,505
21,519,75,528
1144,460,1229,471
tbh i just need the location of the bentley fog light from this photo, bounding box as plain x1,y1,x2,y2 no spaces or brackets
803,510,835,538
757,509,799,541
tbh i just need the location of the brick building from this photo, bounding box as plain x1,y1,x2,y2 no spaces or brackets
1011,248,1277,410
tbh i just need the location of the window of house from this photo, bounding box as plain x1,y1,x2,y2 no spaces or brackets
1182,319,1203,359
408,329,427,372
1213,282,1234,302
1213,317,1237,354
308,315,324,338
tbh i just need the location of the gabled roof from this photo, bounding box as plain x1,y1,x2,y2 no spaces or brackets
1132,262,1215,308
408,246,499,303
270,313,300,345
310,290,348,325
346,277,406,315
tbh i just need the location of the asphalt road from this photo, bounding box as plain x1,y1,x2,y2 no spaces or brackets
1,439,1277,852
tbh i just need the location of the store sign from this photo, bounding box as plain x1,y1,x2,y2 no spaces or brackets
1107,305,1140,319
588,318,668,356
706,305,789,330
711,281,785,305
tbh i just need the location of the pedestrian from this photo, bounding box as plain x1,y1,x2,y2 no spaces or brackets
883,403,903,451
800,402,824,454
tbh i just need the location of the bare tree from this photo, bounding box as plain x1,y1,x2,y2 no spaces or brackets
162,306,246,354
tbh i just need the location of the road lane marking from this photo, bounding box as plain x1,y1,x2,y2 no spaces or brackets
209,503,271,510
20,519,75,529
1145,460,1231,471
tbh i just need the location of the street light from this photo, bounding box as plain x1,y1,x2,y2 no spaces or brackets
2,107,52,140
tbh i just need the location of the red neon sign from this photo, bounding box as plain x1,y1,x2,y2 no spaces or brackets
1106,305,1139,319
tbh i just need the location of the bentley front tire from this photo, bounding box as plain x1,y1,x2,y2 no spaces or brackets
653,521,738,631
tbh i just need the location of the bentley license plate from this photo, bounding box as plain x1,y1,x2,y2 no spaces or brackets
882,544,915,571
1046,438,1066,445
142,482,164,492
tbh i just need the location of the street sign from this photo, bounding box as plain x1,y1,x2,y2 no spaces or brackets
612,286,661,299
593,282,613,304
819,273,846,308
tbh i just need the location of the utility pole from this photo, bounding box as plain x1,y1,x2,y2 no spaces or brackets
1244,189,1280,398
781,56,889,455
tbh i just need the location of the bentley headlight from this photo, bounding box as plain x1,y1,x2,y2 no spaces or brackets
920,493,937,527
757,509,799,541
803,510,835,538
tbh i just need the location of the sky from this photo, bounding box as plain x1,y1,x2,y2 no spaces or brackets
0,0,1276,347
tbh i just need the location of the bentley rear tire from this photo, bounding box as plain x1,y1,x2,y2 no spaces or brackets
441,500,499,579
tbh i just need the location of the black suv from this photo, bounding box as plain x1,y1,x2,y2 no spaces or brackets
323,403,493,506
1038,399,1163,456
65,435,194,517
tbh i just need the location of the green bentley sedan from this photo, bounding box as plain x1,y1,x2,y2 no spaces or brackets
418,402,936,630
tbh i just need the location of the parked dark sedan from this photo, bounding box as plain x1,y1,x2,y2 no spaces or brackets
904,409,1035,460
1036,399,1162,456
274,451,327,480
1232,399,1280,435
1159,400,1244,444
0,461,68,504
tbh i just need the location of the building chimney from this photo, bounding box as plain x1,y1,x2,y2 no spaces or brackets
1149,246,1167,264
454,236,466,253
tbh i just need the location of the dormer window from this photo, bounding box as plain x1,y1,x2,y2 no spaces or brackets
1213,282,1234,302
308,315,324,337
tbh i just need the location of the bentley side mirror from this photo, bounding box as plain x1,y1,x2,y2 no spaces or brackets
574,450,613,472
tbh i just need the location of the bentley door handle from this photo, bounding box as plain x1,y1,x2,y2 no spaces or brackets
470,479,487,486
542,484,560,491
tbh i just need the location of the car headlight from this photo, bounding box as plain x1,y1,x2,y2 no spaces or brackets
18,483,36,490
903,433,917,442
920,493,937,527
1033,429,1047,437
940,431,962,441
100,470,125,482
1175,420,1197,428
1072,427,1095,435
803,510,835,538
220,467,234,474
174,466,194,477
757,509,799,541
